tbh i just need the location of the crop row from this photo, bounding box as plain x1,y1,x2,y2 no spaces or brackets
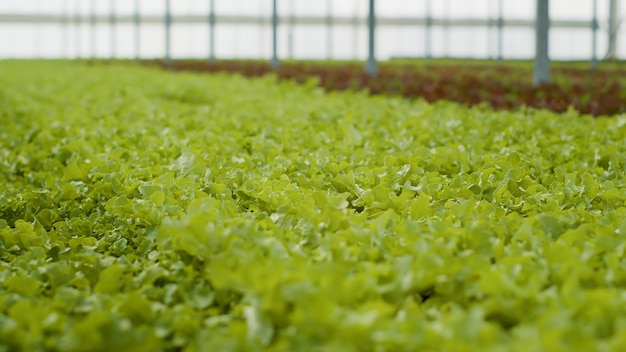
157,59,626,117
1,61,626,350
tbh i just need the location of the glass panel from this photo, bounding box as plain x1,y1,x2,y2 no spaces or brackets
0,0,622,60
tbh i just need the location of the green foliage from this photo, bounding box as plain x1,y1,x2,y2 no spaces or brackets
2,61,626,351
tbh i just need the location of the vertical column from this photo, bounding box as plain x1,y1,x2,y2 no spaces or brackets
110,0,116,59
352,0,359,59
365,0,377,76
75,0,82,59
497,0,504,60
135,0,140,60
533,0,550,85
62,0,69,58
608,0,618,59
165,0,171,65
209,0,216,62
90,0,96,59
443,0,450,57
591,0,598,68
326,0,333,59
487,0,493,58
425,0,432,59
288,0,294,59
271,0,279,69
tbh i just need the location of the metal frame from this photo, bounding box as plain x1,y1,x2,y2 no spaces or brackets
5,0,623,71
209,0,216,62
110,0,116,59
365,0,377,76
90,0,96,58
271,0,279,69
134,0,140,60
165,0,171,64
533,0,551,85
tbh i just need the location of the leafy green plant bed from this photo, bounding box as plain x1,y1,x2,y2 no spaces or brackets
2,61,626,351
155,59,626,117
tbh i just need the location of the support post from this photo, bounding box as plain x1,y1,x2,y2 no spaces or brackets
75,0,81,59
326,0,333,59
352,1,358,59
365,0,377,76
209,0,216,62
497,0,504,60
110,0,116,59
533,0,550,86
591,0,598,68
443,0,450,57
608,0,618,59
90,0,96,59
134,0,140,60
271,0,279,69
288,0,294,59
165,0,171,65
425,0,432,59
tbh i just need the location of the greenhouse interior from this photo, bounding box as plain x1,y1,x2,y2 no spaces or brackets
1,0,626,351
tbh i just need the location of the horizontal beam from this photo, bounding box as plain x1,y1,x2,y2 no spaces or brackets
0,13,601,29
